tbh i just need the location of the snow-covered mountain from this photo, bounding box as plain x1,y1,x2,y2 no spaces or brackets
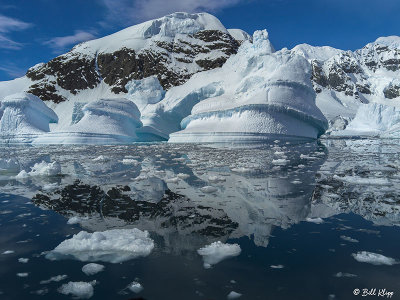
0,12,399,143
293,36,400,134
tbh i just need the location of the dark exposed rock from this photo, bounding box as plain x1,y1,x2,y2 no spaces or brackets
27,82,66,103
24,29,240,102
335,53,362,74
26,53,101,97
97,48,141,94
382,58,400,71
356,83,371,95
195,57,227,70
311,60,328,91
384,84,400,99
327,66,355,96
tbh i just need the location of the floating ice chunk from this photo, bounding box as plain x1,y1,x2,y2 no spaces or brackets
200,186,218,193
17,272,28,277
334,272,357,278
270,265,284,269
16,161,61,178
197,241,241,268
333,175,390,186
208,175,226,182
92,155,108,162
352,251,398,265
166,177,179,184
177,173,190,179
58,281,96,299
305,217,324,224
2,250,14,254
82,263,105,276
18,258,29,263
46,228,154,263
128,281,143,293
31,288,49,296
40,275,68,284
272,159,289,165
122,159,140,165
67,216,82,225
231,167,252,173
340,235,359,243
227,291,242,299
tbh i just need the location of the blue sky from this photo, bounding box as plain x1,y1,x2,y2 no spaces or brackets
0,0,399,81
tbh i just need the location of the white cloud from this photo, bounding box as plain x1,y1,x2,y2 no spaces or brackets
43,30,97,51
0,14,32,50
0,34,23,49
0,14,31,33
99,0,244,25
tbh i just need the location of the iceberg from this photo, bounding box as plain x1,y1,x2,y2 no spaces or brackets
0,93,58,143
165,30,328,143
34,98,160,144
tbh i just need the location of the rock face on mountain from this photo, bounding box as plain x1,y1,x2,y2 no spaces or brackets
23,12,240,103
293,36,400,134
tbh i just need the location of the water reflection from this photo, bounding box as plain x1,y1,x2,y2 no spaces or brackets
1,139,399,255
1,142,325,251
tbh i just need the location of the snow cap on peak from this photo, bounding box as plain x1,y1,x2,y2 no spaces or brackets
143,12,228,38
252,30,275,54
291,44,343,62
228,29,253,43
373,36,400,49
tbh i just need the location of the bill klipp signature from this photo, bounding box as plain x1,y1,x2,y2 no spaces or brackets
353,288,394,298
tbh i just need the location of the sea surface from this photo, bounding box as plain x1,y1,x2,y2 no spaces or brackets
0,139,399,300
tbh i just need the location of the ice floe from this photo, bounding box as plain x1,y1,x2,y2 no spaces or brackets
58,281,96,299
40,275,68,284
46,228,154,263
16,161,61,178
82,263,105,276
128,281,143,293
227,291,242,299
352,251,398,265
197,241,241,268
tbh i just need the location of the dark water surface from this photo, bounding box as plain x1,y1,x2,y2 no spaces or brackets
0,140,399,300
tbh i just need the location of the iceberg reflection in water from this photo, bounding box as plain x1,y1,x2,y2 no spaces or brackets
0,140,399,299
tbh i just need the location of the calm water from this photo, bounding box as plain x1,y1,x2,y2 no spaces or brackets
0,140,399,300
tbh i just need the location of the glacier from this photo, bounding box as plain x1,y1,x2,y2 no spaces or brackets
332,102,400,138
